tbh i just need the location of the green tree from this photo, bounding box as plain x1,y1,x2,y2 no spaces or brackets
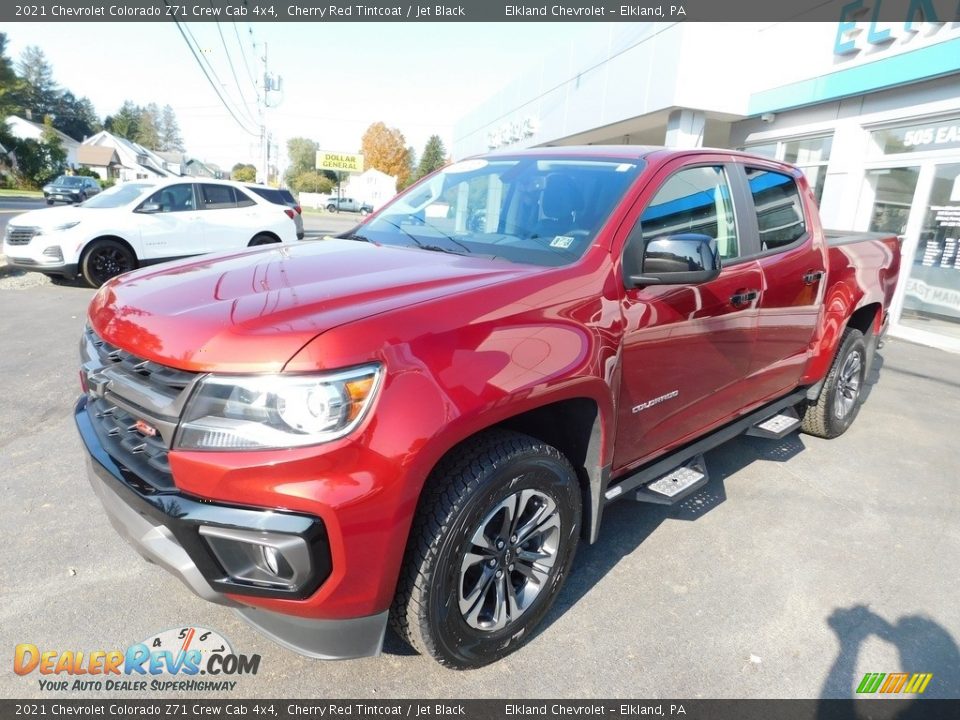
0,34,25,158
288,170,333,194
360,122,411,190
54,92,100,141
416,135,447,180
40,114,66,174
231,162,257,182
106,101,140,141
136,103,161,149
17,46,58,122
159,105,184,152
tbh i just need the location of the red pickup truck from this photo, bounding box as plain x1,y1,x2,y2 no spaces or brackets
76,147,901,669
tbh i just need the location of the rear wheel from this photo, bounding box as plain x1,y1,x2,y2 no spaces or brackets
248,233,278,247
391,430,581,669
81,239,136,288
800,327,868,439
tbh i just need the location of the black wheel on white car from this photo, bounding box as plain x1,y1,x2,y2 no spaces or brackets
391,430,581,669
248,233,278,246
81,239,136,288
800,326,868,439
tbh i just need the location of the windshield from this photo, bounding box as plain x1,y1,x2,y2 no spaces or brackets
54,176,84,187
81,182,155,209
353,157,643,266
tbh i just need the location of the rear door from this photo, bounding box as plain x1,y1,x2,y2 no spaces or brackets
196,184,260,250
614,159,765,471
737,164,825,398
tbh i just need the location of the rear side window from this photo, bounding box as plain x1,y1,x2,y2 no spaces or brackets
200,184,237,209
640,165,739,260
234,188,256,208
746,168,806,251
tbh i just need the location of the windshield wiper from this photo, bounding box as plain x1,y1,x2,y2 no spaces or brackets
341,232,373,243
379,217,472,255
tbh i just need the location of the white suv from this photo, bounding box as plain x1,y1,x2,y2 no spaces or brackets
2,178,298,287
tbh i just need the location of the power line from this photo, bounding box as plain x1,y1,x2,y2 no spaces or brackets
181,20,259,129
213,17,259,123
164,4,259,137
232,21,260,99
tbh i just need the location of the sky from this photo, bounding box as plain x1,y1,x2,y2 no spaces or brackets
6,22,593,173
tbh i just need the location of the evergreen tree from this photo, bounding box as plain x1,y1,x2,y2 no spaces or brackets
416,135,447,180
159,104,185,152
107,101,141,141
17,46,58,121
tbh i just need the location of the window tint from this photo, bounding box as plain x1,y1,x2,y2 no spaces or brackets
640,166,739,260
144,184,195,213
200,184,237,209
746,168,806,251
248,187,283,204
234,188,256,208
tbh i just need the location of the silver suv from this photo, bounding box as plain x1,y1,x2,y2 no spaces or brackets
326,196,373,215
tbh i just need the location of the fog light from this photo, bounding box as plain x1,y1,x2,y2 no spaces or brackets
42,245,64,263
199,526,311,590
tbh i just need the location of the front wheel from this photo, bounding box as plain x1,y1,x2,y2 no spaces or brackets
326,204,338,213
391,430,581,669
800,326,868,439
81,239,136,288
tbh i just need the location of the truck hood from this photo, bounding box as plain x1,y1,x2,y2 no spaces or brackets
88,239,537,373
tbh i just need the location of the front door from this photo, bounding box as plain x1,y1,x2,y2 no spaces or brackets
614,163,763,472
135,183,203,260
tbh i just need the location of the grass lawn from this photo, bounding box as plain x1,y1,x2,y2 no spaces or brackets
0,188,43,198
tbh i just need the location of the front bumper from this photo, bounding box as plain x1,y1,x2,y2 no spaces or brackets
75,396,388,659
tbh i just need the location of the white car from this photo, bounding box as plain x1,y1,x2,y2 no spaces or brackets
2,178,299,287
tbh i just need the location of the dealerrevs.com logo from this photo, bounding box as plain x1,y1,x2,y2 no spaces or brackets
14,627,260,693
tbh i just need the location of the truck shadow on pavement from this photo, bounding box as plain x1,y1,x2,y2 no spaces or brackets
816,605,960,715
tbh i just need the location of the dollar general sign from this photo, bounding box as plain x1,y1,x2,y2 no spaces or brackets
316,152,364,173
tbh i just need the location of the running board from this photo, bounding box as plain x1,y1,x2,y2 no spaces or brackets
634,455,708,505
603,388,808,505
745,407,801,439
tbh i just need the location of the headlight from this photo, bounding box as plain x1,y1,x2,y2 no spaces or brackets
37,221,80,235
176,364,382,450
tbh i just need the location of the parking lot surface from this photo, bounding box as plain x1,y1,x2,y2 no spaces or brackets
1,272,958,700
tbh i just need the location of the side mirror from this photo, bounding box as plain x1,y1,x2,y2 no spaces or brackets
624,232,721,288
137,202,162,214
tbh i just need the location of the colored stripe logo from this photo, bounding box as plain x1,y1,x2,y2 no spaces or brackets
857,672,933,694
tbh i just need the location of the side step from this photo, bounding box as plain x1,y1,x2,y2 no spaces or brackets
745,406,801,440
634,455,708,505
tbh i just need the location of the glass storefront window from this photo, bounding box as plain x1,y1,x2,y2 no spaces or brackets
900,163,960,339
744,143,777,159
784,136,832,165
865,167,921,236
872,118,960,155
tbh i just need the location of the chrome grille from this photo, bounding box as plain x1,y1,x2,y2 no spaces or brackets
82,326,199,492
5,226,38,246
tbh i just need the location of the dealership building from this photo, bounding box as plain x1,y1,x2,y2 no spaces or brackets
453,21,960,351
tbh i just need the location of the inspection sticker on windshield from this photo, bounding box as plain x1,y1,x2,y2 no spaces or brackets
550,235,574,249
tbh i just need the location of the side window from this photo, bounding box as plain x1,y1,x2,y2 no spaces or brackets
640,165,739,260
143,184,195,213
746,168,806,251
200,184,237,210
235,188,256,208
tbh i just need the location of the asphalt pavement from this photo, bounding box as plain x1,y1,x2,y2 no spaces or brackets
0,271,957,700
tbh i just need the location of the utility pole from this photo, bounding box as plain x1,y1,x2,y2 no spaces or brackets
260,42,269,185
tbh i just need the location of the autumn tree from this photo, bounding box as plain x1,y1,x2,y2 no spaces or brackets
360,122,411,190
231,162,257,182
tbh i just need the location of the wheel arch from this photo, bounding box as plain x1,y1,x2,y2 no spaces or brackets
79,235,138,267
249,231,282,245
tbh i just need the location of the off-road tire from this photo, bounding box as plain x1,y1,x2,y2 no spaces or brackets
390,430,582,669
800,327,868,439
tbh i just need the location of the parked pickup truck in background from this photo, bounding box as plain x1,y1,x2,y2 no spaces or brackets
75,147,901,669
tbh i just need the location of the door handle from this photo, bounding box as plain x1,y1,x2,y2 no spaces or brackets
730,290,759,307
802,270,825,285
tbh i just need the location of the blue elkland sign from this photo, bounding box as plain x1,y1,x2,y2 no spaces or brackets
833,0,951,55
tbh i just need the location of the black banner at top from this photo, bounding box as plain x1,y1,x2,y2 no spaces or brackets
4,0,960,22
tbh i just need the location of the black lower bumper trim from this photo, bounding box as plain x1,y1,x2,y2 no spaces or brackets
75,396,331,600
